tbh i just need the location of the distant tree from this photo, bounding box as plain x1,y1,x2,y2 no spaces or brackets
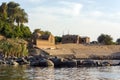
33,29,44,35
34,29,41,33
97,34,113,45
44,31,51,35
33,28,51,35
116,38,120,45
55,36,62,44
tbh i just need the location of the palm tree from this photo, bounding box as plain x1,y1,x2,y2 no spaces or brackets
7,1,20,24
0,2,8,21
7,1,28,26
15,8,28,26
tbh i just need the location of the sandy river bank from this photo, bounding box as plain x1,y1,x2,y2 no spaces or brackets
43,44,120,59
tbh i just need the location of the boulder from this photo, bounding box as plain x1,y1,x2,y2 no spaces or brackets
82,60,95,67
39,59,48,67
49,57,62,67
30,59,54,67
0,60,6,65
46,60,54,67
95,61,102,66
16,57,29,65
28,56,36,62
30,61,39,66
76,60,82,67
7,60,18,66
61,60,77,67
101,61,111,66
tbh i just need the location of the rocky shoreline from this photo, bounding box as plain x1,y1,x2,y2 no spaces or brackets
1,44,120,68
0,54,120,68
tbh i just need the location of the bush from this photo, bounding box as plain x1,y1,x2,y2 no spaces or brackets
97,34,113,45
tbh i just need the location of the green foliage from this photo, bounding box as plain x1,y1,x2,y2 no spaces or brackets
0,39,28,57
0,23,31,38
20,24,31,38
0,1,31,57
0,22,13,38
44,31,51,35
97,34,113,45
0,1,31,38
13,26,23,38
55,36,62,43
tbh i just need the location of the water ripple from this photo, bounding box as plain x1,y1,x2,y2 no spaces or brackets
0,65,120,80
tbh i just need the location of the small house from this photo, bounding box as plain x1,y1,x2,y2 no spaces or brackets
31,33,55,49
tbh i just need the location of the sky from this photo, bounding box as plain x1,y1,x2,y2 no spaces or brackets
1,0,120,41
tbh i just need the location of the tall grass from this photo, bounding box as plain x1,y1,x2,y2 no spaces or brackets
0,38,28,57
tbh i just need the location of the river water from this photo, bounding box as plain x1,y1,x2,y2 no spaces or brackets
0,65,120,80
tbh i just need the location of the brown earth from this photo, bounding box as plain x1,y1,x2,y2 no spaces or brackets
44,44,120,59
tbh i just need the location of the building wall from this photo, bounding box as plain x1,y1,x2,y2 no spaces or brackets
35,34,55,49
85,37,90,43
62,35,79,44
36,40,55,49
62,35,90,44
80,37,90,44
48,34,55,44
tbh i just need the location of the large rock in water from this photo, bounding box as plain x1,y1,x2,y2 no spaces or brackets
81,60,95,67
7,60,18,66
49,57,62,67
30,59,54,67
16,57,29,65
46,60,54,66
0,60,6,65
30,61,39,66
61,60,77,67
101,61,111,66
